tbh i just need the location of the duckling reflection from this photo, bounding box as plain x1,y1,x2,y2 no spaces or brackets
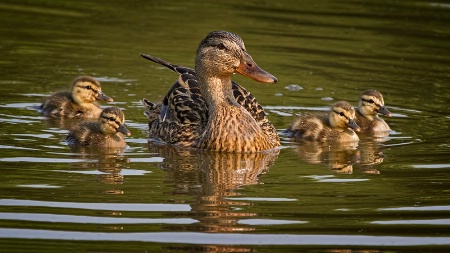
354,136,387,175
149,144,279,233
292,141,360,174
291,136,386,174
69,148,131,185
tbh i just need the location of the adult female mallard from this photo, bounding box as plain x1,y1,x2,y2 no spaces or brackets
66,106,131,148
142,31,279,153
286,101,361,143
355,89,392,133
40,76,113,119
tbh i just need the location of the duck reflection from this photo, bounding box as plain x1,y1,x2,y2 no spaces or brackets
292,137,386,174
149,144,279,233
69,146,130,186
355,137,387,174
292,141,360,174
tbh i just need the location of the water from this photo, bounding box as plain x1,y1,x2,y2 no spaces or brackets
1,0,450,252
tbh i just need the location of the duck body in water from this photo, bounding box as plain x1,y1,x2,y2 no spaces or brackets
286,101,361,144
66,106,131,148
142,31,279,153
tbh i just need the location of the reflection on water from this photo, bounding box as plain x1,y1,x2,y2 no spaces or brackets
292,141,359,174
289,132,388,174
68,150,130,185
151,144,279,233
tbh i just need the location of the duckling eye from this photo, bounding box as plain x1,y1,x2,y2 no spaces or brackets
217,43,226,50
368,99,374,104
108,117,116,121
339,112,345,116
86,85,92,90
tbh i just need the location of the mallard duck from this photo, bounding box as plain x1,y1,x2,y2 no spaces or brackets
66,106,131,148
286,101,361,143
142,31,279,153
40,76,113,119
355,89,392,133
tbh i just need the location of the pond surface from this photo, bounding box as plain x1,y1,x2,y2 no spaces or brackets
1,0,450,252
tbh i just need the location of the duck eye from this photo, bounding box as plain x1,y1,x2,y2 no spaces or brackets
368,99,374,104
217,43,226,50
339,112,345,116
108,117,115,121
86,85,92,90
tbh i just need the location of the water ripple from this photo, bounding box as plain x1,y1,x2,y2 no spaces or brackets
0,228,449,246
379,206,450,211
0,212,196,224
0,199,191,212
371,219,450,225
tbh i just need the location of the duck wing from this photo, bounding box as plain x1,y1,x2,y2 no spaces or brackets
141,55,207,146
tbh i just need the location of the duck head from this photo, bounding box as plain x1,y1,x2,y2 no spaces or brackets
99,107,131,136
330,101,361,132
358,89,392,119
195,31,277,84
71,76,113,105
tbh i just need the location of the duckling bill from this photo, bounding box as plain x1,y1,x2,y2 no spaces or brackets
142,31,280,153
286,101,361,143
40,76,113,119
66,106,131,148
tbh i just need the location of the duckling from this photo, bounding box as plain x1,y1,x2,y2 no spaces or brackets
40,76,113,119
142,31,279,152
66,106,131,148
355,89,392,133
286,101,361,143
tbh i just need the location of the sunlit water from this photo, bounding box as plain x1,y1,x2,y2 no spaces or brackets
1,0,449,252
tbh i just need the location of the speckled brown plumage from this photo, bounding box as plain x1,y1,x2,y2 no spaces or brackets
40,76,113,119
286,101,361,143
66,107,131,148
142,31,279,153
355,89,391,133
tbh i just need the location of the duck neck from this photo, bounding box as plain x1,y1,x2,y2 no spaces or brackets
197,75,237,113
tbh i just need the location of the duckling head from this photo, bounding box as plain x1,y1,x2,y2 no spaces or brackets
99,107,131,136
330,101,360,132
71,76,113,105
358,89,392,120
195,31,277,84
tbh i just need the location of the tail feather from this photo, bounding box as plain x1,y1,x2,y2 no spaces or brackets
140,53,194,76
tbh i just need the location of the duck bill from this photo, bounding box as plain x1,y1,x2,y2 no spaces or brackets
378,106,392,117
97,92,114,102
347,119,361,132
118,124,131,136
236,52,277,84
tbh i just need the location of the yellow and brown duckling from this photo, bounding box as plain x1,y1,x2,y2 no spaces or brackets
286,101,361,143
40,76,113,119
66,106,131,148
355,89,392,133
142,31,279,153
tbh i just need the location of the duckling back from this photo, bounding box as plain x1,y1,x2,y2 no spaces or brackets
41,91,84,118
